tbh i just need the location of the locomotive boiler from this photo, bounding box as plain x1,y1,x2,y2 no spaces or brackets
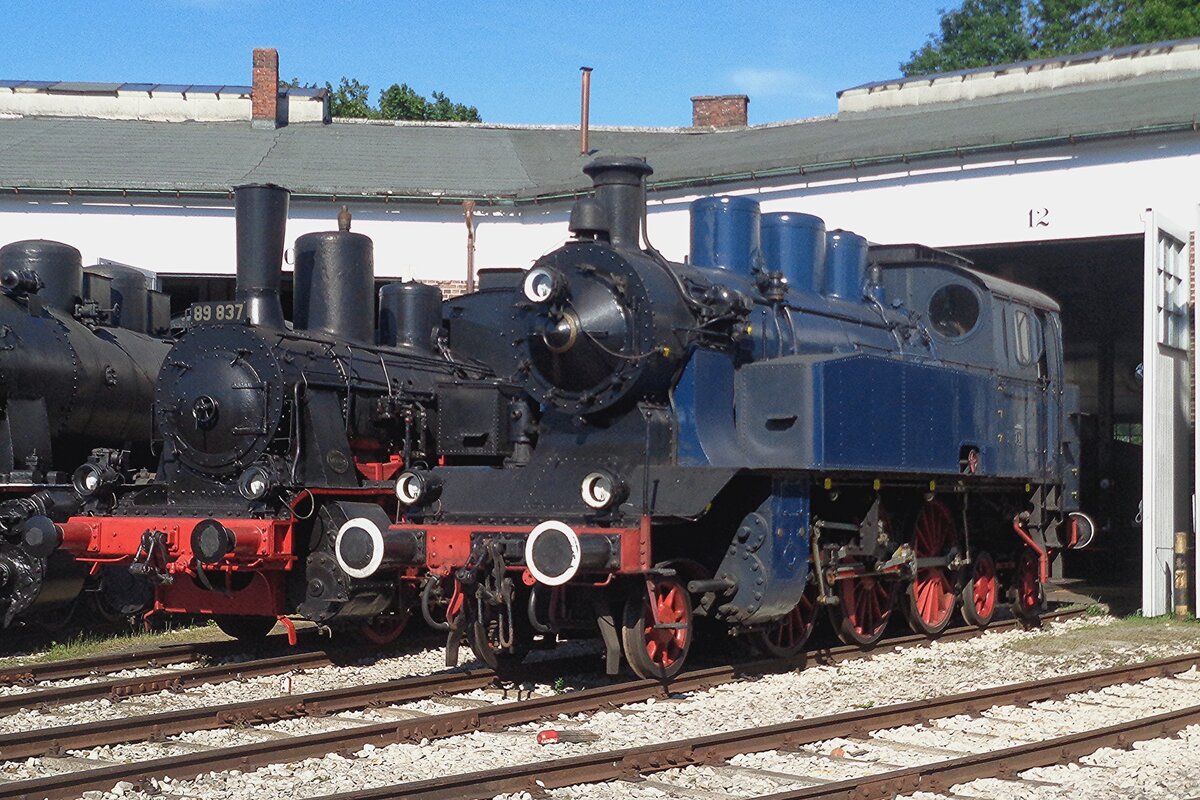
350,157,1091,678
35,184,514,642
0,240,171,629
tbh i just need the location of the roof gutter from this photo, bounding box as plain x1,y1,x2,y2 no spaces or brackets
0,185,521,207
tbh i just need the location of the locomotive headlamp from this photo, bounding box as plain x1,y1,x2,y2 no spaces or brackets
524,519,615,586
72,462,120,497
581,470,627,510
237,465,273,500
522,266,565,304
395,469,443,506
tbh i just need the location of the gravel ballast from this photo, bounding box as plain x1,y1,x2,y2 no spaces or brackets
9,614,1200,800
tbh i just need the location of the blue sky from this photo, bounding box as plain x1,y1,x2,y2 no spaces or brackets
2,1,948,126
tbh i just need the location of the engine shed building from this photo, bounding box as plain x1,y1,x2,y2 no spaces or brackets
1,41,1198,615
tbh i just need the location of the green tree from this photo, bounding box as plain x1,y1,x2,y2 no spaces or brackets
378,83,431,120
902,0,1200,76
905,0,1032,75
313,76,481,122
325,77,374,119
426,91,481,123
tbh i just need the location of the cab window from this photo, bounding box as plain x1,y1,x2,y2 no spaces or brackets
928,284,981,339
1011,307,1041,366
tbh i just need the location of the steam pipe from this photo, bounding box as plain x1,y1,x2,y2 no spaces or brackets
580,67,593,156
233,183,290,328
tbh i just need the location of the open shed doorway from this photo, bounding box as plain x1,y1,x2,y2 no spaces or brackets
951,235,1144,612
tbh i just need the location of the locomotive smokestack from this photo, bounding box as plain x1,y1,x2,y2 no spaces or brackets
582,157,653,251
233,183,289,328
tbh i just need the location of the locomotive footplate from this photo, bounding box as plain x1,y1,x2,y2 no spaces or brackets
44,516,296,574
39,515,298,623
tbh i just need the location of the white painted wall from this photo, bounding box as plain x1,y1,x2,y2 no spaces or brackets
2,133,1198,280
647,133,1200,252
0,199,570,281
0,89,327,124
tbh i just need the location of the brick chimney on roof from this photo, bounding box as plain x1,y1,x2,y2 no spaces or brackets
251,48,279,129
691,95,749,129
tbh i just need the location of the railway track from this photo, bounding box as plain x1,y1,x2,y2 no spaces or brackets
0,629,313,686
298,652,1200,800
0,611,1077,761
0,644,373,715
0,610,1087,799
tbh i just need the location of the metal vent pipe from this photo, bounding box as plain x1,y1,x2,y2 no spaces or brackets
580,67,593,155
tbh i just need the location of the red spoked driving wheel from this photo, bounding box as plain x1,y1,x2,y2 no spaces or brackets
750,581,820,658
904,500,958,636
358,611,410,645
1013,549,1044,619
961,551,997,628
830,557,896,647
622,576,693,680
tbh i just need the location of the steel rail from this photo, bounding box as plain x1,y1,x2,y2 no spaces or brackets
0,647,365,716
295,649,1200,800
0,660,572,761
0,611,1081,760
751,703,1200,799
0,610,1119,800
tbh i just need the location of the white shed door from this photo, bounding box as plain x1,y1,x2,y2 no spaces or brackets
1141,209,1193,616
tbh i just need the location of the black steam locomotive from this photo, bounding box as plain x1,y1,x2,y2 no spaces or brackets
37,159,1089,679
42,185,514,643
0,239,171,630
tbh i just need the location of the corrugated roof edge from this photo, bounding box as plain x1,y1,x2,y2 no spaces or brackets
839,35,1200,96
0,81,327,98
328,114,836,132
331,117,694,133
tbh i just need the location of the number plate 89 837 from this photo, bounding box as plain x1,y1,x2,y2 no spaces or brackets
185,301,247,325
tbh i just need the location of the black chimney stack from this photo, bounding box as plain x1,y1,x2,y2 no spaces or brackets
581,157,653,251
233,183,289,328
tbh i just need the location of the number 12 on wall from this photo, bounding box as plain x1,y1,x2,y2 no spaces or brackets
1028,208,1050,228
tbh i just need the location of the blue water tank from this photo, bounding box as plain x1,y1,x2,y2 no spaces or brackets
824,230,868,300
689,196,761,276
761,212,825,294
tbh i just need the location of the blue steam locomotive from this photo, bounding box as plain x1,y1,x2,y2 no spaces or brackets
356,156,1092,678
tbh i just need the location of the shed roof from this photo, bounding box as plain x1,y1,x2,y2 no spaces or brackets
0,62,1197,205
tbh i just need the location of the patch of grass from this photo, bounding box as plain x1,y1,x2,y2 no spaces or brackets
1120,612,1200,625
912,657,932,664
1086,603,1109,617
0,622,214,668
1004,611,1200,659
854,701,875,709
552,677,566,695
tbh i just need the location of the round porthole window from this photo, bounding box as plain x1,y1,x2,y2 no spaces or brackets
928,284,981,339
